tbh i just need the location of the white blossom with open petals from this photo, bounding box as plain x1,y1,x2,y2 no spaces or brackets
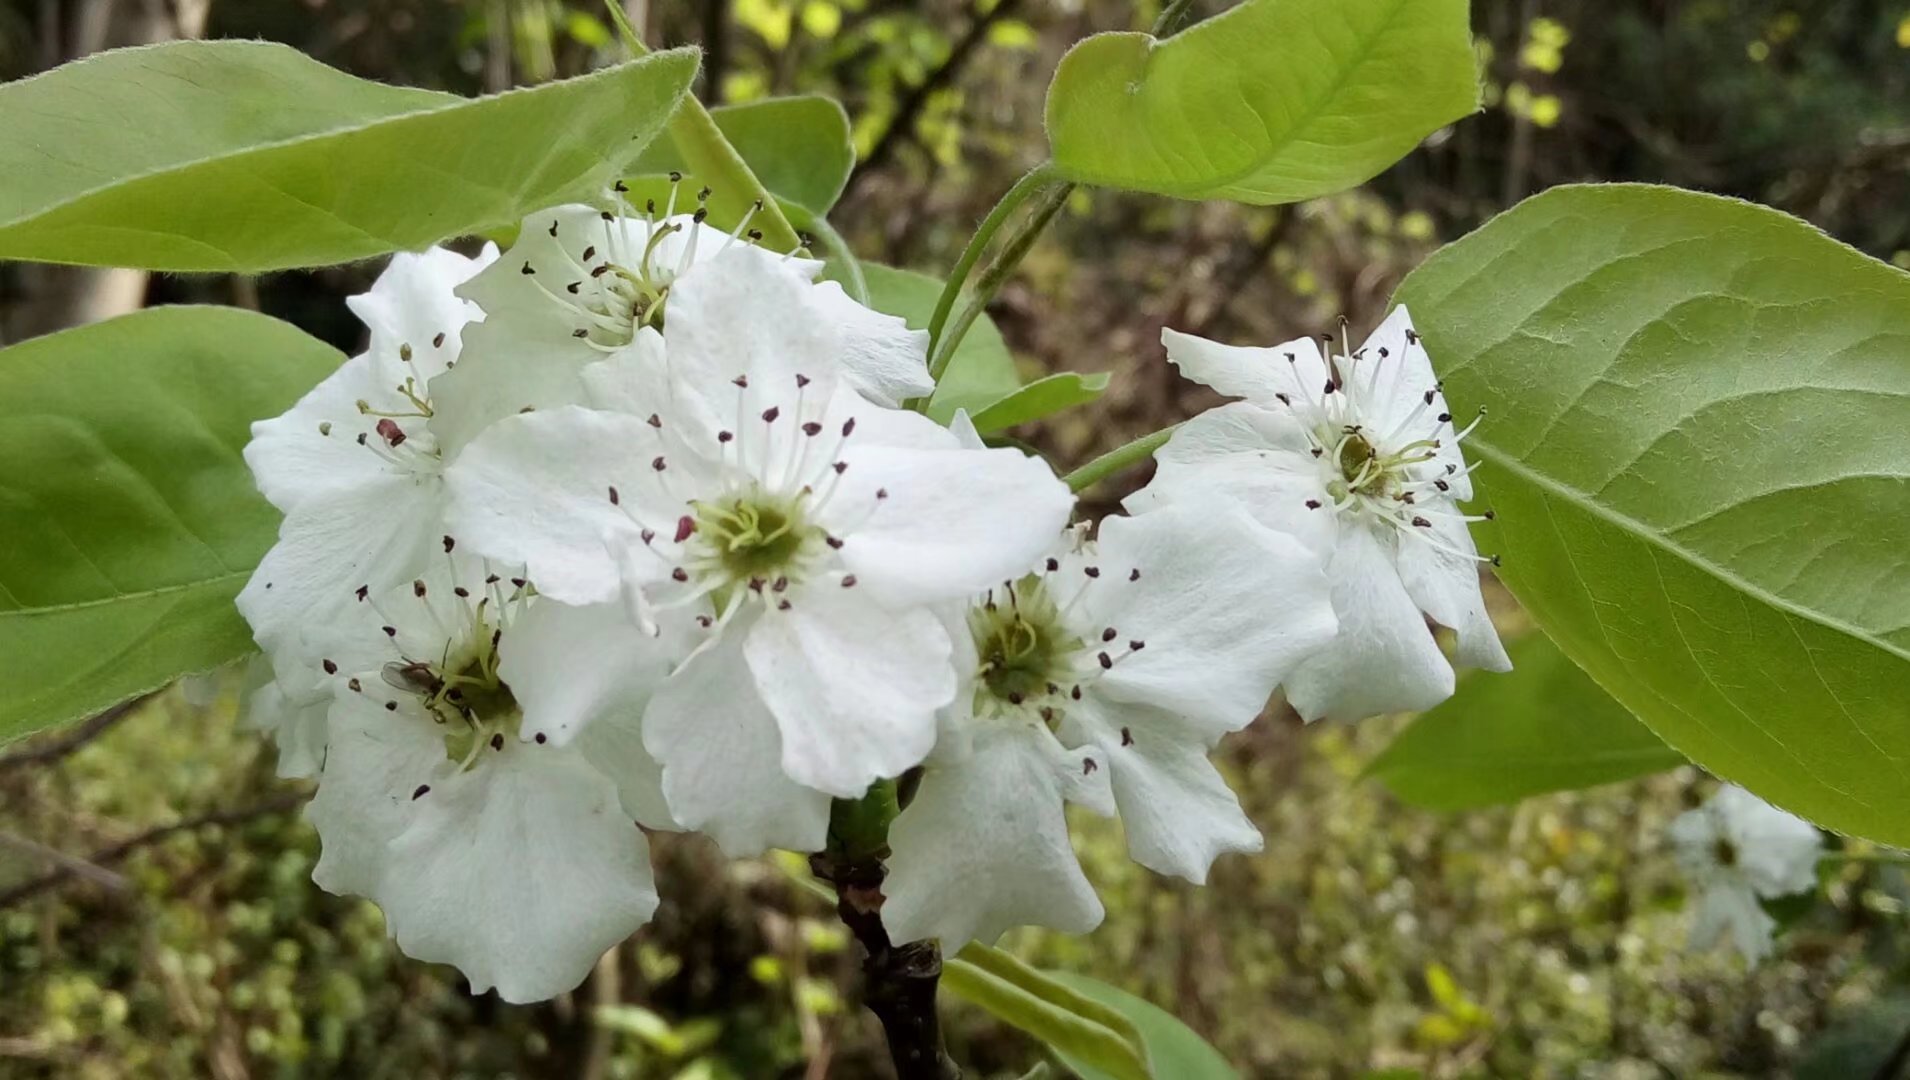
883,497,1336,948
1669,784,1822,963
428,199,932,458
1130,307,1510,723
302,564,680,1003
443,248,1073,849
237,244,495,683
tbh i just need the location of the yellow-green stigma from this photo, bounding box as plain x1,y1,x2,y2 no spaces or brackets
692,490,824,586
405,626,522,764
969,576,1083,715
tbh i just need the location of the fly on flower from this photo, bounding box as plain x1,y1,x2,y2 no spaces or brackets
1130,307,1511,723
301,559,686,1003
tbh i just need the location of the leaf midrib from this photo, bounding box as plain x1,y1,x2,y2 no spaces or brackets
0,569,251,619
1472,437,1910,666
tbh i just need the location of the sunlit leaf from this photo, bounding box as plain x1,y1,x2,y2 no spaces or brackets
628,95,855,216
0,307,341,743
1044,972,1236,1080
0,41,696,271
1045,0,1478,203
1396,183,1910,845
1368,632,1687,809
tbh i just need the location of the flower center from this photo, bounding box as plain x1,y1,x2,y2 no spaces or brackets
690,489,826,590
1713,836,1739,869
969,575,1084,714
385,621,521,765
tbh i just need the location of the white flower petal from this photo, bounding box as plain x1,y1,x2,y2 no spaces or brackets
883,724,1107,948
1162,326,1328,406
744,585,953,797
237,480,448,668
1080,501,1336,737
1393,513,1510,673
824,441,1074,607
1712,784,1823,898
805,277,933,404
1283,525,1456,722
382,745,658,1003
1069,704,1261,883
499,597,685,829
241,656,330,780
444,407,686,605
1123,402,1335,557
244,351,408,514
644,628,831,855
308,691,450,900
1691,881,1776,963
429,208,662,457
1352,306,1472,500
345,244,494,367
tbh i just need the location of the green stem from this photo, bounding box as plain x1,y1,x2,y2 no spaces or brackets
603,1,804,252
1062,424,1181,493
1151,0,1201,34
804,215,870,305
926,163,1063,362
928,179,1075,391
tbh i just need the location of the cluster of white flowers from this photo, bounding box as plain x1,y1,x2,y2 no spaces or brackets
1669,784,1823,963
237,190,1508,1001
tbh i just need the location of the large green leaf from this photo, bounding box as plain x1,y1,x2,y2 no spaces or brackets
942,958,1149,1080
852,263,1022,422
628,95,854,216
1044,0,1478,203
0,306,341,743
1395,183,1910,844
0,41,696,271
1367,633,1687,810
1045,973,1236,1080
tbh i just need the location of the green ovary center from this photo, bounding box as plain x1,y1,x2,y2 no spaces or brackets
1337,433,1383,493
694,492,821,584
425,628,520,763
969,576,1082,711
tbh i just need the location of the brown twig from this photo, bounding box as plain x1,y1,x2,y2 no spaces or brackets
809,848,957,1080
0,693,154,775
0,793,302,908
843,0,1026,198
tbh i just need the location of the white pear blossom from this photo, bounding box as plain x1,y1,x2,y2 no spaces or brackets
236,244,495,684
428,196,933,457
301,561,683,1002
240,653,329,779
1668,784,1822,964
443,247,1075,853
883,497,1337,948
1129,306,1510,723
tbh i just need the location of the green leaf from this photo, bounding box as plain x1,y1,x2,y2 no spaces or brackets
1044,972,1237,1080
0,41,696,271
0,306,342,743
1044,0,1478,203
628,96,854,216
849,263,1022,422
941,959,1150,1080
1367,632,1688,810
969,372,1111,434
1394,183,1910,845
955,945,1146,1054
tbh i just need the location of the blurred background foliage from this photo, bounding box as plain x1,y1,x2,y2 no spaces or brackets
1,0,1908,1076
